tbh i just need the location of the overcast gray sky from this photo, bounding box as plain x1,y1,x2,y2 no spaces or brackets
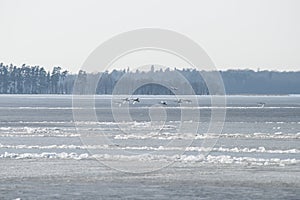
0,0,299,72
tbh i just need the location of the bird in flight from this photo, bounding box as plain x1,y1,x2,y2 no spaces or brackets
170,86,178,91
160,101,167,105
257,102,266,107
174,99,192,104
121,97,130,104
131,98,140,104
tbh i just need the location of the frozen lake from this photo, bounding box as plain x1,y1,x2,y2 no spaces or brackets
0,95,299,199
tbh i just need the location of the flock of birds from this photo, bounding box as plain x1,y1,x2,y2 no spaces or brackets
118,97,192,106
113,86,194,106
114,86,267,108
115,98,267,108
121,97,140,104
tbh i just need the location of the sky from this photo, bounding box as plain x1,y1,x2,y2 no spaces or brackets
0,0,299,72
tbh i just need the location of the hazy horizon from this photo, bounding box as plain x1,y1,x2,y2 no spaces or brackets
0,0,299,73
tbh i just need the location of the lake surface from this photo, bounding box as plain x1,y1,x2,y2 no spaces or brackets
0,95,299,199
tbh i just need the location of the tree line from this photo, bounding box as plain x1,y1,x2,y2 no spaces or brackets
0,63,299,95
0,63,70,94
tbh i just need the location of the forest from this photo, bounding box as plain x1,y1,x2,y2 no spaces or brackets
0,63,299,95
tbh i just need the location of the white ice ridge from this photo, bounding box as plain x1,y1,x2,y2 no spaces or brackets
0,127,80,137
0,152,88,160
114,132,300,140
0,152,299,166
0,128,299,139
0,133,80,138
0,143,299,154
